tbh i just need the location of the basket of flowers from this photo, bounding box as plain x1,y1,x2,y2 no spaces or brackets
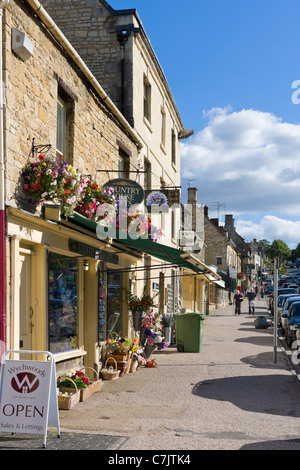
78,367,102,401
101,357,120,380
106,336,139,375
20,154,84,217
58,370,90,402
57,377,80,410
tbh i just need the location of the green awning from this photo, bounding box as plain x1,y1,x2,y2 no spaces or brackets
65,212,205,274
115,237,205,273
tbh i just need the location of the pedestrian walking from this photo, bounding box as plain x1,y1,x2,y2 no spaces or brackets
260,285,264,299
247,288,256,315
233,290,244,315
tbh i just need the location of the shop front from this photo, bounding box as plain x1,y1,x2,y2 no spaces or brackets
6,206,138,375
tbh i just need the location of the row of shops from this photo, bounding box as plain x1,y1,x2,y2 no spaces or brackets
4,200,222,376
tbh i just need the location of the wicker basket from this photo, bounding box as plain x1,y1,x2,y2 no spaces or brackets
57,377,80,410
78,367,102,401
106,352,132,376
101,357,120,380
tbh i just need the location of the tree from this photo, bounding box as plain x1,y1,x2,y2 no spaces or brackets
290,243,300,262
268,239,291,262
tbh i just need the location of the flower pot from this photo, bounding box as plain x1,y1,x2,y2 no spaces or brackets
132,311,144,331
144,344,156,360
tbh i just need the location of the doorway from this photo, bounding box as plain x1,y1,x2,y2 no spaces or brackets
19,253,34,351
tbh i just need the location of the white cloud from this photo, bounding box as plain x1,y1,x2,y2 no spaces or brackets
235,215,300,249
181,107,300,215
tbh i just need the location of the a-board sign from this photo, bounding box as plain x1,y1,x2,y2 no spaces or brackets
0,350,60,448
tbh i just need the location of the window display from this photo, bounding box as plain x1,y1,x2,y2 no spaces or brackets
48,252,78,353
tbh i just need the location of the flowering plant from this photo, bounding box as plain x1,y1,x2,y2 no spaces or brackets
142,310,168,350
145,359,157,368
131,348,146,366
115,201,162,242
21,155,84,217
75,180,116,221
59,369,89,389
106,336,138,356
125,288,157,313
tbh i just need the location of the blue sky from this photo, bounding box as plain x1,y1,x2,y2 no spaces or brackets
108,0,300,248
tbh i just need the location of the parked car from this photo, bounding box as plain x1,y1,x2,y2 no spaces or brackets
278,295,300,332
277,294,296,325
283,301,300,347
269,288,298,314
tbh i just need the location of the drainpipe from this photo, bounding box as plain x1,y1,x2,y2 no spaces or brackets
0,0,9,360
116,30,129,116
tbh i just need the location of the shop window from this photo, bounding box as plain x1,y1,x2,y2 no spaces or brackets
48,252,78,353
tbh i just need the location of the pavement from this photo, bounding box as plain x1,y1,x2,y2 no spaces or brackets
2,298,300,451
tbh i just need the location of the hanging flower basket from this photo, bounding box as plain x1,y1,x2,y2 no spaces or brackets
75,180,116,221
21,154,84,217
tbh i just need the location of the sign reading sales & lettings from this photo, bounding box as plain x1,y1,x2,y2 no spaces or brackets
0,351,60,448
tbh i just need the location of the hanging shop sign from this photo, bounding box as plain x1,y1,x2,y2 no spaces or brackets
103,178,144,207
0,350,60,449
244,264,254,276
68,239,119,265
145,189,180,213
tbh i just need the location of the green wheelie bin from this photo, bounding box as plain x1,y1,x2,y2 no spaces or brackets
175,312,205,352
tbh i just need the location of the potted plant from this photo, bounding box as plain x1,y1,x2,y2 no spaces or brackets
141,310,168,359
125,288,157,331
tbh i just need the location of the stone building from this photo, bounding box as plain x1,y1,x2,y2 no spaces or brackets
39,0,199,316
204,207,241,308
1,0,147,373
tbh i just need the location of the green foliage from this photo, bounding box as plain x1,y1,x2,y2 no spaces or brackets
268,239,291,261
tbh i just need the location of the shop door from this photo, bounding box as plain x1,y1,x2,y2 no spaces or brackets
107,270,122,338
19,253,34,351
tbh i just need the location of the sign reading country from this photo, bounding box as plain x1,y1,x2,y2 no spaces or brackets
103,178,144,207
